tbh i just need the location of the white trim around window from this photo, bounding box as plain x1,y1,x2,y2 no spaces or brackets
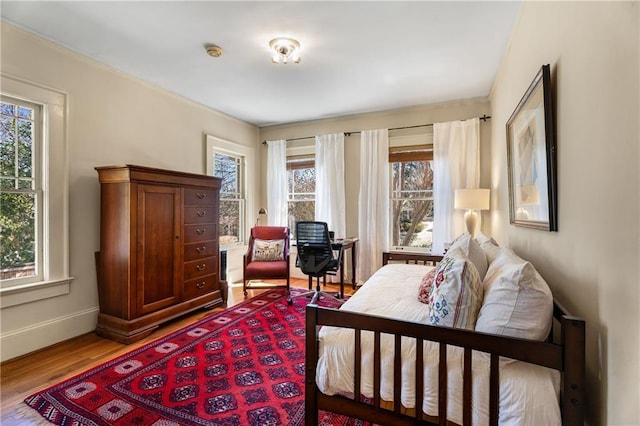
205,134,256,247
0,74,73,308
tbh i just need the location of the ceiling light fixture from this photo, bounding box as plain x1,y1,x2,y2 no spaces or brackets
269,37,301,64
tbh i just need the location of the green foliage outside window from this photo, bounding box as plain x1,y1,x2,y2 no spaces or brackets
1,99,37,278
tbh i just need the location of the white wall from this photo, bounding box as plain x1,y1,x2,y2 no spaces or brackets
0,23,259,361
489,2,639,425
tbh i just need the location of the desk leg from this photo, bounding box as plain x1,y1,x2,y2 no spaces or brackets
351,241,357,289
340,260,344,299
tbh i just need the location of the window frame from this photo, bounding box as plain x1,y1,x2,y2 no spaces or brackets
285,143,316,240
286,154,316,232
388,133,434,254
1,95,43,284
205,134,255,249
0,75,72,308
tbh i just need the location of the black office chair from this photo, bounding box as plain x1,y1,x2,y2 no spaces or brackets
287,221,343,306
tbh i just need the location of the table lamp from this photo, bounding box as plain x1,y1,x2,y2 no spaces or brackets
454,188,490,237
256,208,267,225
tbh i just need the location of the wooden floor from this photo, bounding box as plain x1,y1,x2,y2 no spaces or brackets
0,278,355,425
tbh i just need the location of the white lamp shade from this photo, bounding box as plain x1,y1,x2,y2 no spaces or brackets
454,188,490,210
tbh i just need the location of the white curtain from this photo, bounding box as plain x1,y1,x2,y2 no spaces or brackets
358,129,389,282
315,133,346,238
266,139,288,227
432,118,480,254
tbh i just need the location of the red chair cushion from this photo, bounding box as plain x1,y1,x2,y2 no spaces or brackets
245,260,288,279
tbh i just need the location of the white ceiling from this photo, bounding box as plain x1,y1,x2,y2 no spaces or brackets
1,1,521,127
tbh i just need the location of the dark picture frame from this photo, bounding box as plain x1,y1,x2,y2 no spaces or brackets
506,64,557,231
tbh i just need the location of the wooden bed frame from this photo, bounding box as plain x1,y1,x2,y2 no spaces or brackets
305,254,585,425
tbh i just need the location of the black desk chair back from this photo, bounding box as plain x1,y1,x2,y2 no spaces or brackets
287,221,343,305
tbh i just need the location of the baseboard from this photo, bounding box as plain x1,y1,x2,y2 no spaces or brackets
0,306,99,362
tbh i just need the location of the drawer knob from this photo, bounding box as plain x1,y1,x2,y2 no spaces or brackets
196,281,206,289
196,264,206,271
196,228,206,235
196,246,206,253
196,210,207,217
196,192,206,199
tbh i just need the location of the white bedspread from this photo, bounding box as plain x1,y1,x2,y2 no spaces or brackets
316,263,561,425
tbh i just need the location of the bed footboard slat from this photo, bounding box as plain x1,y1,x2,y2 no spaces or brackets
354,328,361,403
394,335,402,413
438,343,447,426
463,348,472,426
489,354,499,426
374,331,381,408
416,338,424,421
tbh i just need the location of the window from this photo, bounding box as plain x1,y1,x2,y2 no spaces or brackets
0,76,71,307
0,96,42,283
390,145,434,252
287,155,315,233
206,134,255,249
214,152,245,246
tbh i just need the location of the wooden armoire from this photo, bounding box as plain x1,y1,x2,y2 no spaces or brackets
95,165,223,343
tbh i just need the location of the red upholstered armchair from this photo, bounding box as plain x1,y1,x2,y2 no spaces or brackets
243,226,290,296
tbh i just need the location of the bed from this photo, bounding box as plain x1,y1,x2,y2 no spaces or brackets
304,236,585,425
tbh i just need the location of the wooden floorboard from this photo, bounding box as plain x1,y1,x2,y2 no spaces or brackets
0,278,354,425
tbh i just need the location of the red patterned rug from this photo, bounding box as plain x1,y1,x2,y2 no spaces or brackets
18,289,367,426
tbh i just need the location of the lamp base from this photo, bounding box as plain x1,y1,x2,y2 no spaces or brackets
464,210,478,237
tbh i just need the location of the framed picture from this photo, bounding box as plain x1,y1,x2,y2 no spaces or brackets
506,64,557,231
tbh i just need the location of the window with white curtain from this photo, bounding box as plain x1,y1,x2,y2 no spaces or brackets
389,133,434,252
286,155,315,233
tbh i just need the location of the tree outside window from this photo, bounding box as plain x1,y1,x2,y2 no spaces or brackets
390,146,434,251
0,97,40,281
287,156,315,234
214,152,244,246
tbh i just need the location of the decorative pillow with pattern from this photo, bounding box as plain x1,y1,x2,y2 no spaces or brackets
252,238,285,261
417,268,437,304
447,232,488,280
428,248,483,330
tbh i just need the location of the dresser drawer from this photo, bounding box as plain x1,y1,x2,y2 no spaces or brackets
184,188,217,206
184,256,217,280
184,206,216,224
184,224,216,243
184,242,217,261
183,275,217,300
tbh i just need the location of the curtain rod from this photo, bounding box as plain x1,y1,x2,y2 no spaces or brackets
261,114,491,144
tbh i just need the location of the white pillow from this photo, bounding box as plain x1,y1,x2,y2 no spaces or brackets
475,232,500,264
475,248,553,341
447,233,488,281
428,248,483,330
252,238,285,261
475,231,497,245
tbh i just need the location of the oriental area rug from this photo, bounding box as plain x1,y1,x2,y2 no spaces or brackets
18,289,367,426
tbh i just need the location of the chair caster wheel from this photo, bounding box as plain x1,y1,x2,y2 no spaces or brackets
287,298,293,305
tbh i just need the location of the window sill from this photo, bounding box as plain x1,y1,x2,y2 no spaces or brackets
0,277,74,308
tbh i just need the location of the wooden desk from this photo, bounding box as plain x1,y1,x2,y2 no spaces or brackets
382,251,443,266
323,237,358,299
